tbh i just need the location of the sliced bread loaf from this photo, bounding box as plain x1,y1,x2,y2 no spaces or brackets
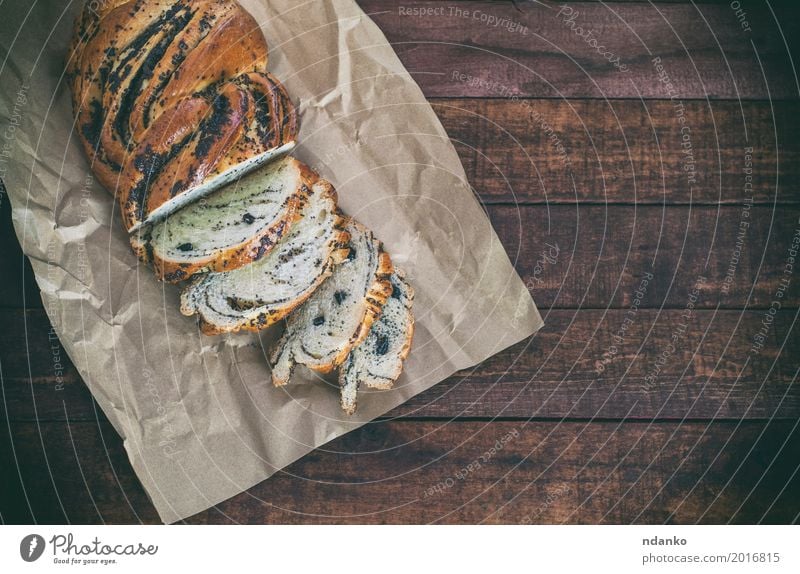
270,219,393,386
180,179,350,334
131,157,316,283
66,0,299,233
339,270,415,414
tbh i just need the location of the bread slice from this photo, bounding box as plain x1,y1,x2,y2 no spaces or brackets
180,179,350,334
339,270,414,414
270,219,393,386
130,157,316,283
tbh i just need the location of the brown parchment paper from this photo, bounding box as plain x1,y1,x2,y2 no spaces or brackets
0,0,543,522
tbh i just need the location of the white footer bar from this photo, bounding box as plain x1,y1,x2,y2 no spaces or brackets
1,525,797,573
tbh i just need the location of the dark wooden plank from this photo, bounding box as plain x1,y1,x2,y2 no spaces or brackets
3,308,797,421
0,419,154,524
358,0,799,99
435,99,800,204
0,186,40,309
2,419,798,524
394,309,800,419
493,204,800,309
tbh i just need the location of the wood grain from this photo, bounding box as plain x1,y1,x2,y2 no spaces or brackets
2,419,798,524
358,0,800,99
490,204,800,309
3,308,797,421
434,99,800,204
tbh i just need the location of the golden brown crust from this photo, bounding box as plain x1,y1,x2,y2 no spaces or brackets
66,0,130,113
198,73,297,181
239,72,299,152
116,95,211,230
128,2,264,143
363,270,415,390
71,0,180,189
129,229,149,263
141,84,250,222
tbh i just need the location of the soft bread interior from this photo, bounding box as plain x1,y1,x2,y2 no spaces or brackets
290,222,379,360
269,219,392,384
181,178,344,331
131,141,295,233
147,156,305,262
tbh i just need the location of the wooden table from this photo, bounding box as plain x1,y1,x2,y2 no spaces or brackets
2,0,799,524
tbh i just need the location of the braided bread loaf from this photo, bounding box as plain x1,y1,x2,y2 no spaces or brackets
67,0,298,232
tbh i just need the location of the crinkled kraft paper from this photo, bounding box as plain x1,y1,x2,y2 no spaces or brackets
0,0,543,522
